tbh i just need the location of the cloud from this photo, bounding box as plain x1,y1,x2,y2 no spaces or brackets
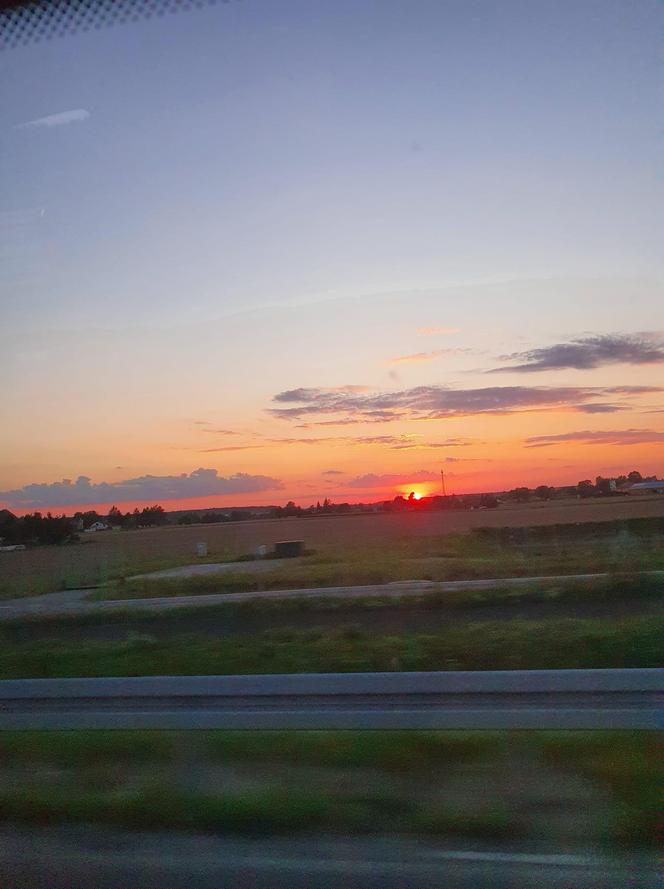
524,429,664,448
490,333,664,373
574,403,627,414
389,438,474,450
200,428,242,435
347,470,440,489
322,469,345,476
200,445,262,452
14,109,91,130
417,327,460,336
196,434,472,452
0,468,283,510
268,384,660,423
388,350,445,365
273,385,369,403
267,434,474,450
387,348,471,365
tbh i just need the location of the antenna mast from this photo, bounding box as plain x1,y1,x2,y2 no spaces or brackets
441,468,447,497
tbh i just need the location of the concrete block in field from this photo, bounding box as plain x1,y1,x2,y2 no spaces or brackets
196,542,208,557
274,540,304,558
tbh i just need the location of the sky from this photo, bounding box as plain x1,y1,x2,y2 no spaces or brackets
0,0,662,514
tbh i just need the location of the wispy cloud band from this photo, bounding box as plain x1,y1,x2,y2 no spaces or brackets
14,109,91,130
525,429,664,448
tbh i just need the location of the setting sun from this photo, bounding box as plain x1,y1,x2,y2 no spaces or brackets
398,487,427,501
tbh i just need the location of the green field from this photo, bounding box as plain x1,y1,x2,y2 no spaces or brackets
0,730,658,849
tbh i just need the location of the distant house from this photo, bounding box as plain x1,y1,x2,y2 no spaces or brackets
627,481,664,495
85,521,111,532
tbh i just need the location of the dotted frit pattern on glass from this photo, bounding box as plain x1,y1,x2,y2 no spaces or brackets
1,0,237,51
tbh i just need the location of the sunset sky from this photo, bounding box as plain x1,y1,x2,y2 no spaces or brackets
1,0,662,515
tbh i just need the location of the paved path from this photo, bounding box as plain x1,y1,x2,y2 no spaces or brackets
129,559,298,580
0,826,659,889
0,572,661,622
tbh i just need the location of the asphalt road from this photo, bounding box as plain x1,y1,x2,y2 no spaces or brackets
0,826,660,889
3,570,662,620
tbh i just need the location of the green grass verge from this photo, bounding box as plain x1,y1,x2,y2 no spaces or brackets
0,782,524,839
96,562,664,602
90,571,664,610
2,574,661,638
0,730,174,765
536,733,663,849
204,730,503,770
0,730,657,846
0,616,661,678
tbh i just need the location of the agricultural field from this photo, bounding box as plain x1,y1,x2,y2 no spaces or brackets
1,513,662,683
0,730,658,850
1,497,663,599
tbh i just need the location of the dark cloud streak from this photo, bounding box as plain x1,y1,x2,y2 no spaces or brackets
269,384,660,422
525,429,664,448
490,333,664,373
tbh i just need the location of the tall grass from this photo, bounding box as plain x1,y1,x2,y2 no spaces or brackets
0,615,660,678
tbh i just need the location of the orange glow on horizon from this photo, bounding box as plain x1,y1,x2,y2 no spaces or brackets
397,486,431,501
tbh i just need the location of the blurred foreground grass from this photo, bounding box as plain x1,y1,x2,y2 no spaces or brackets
0,730,658,848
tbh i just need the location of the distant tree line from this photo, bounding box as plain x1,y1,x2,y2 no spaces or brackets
0,510,75,546
0,504,169,547
498,470,656,503
271,498,354,518
74,505,168,529
177,510,252,525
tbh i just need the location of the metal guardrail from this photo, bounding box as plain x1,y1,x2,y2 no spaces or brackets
0,669,661,730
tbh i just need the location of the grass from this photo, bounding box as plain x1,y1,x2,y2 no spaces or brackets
2,574,660,644
0,615,661,678
413,805,518,839
0,730,658,847
204,730,504,770
0,783,333,835
536,733,663,850
94,548,664,602
0,783,524,839
92,565,664,605
0,730,174,766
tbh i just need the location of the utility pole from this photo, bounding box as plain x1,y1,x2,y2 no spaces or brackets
441,468,447,497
